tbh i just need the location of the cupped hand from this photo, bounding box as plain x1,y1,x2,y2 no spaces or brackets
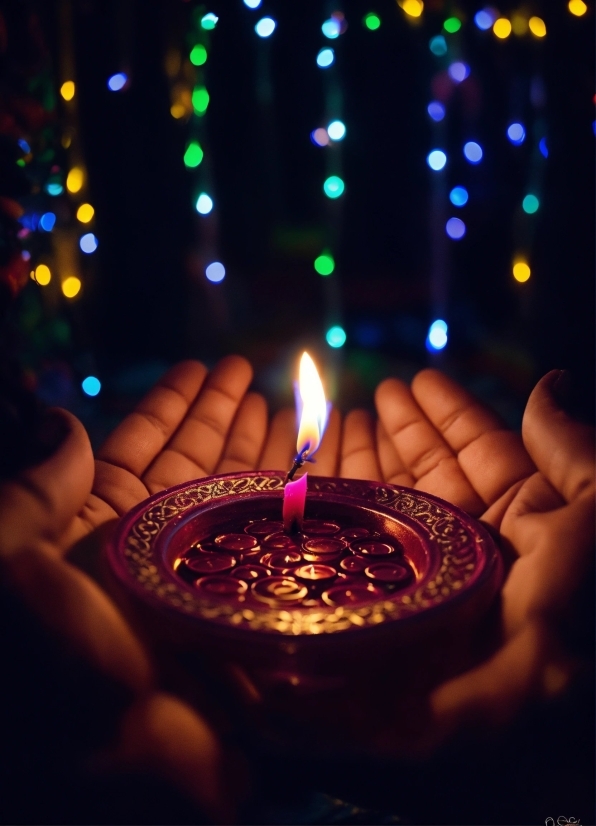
0,355,266,821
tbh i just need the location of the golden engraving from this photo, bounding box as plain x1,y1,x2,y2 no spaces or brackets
121,474,490,635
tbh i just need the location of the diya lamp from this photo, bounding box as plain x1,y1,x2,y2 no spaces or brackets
107,353,502,752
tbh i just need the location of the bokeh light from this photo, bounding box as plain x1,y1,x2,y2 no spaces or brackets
34,264,51,286
568,0,587,15
326,325,347,348
170,103,185,119
311,128,329,147
539,137,548,158
511,14,528,35
201,13,218,30
463,141,483,163
314,252,335,276
448,62,470,82
474,9,496,30
427,101,445,122
46,183,63,196
80,233,98,253
82,376,101,397
507,122,526,144
426,319,448,351
528,16,546,37
363,13,381,30
513,261,531,282
429,35,447,56
323,176,345,198
427,150,447,170
192,87,209,114
190,45,207,65
62,276,81,298
205,262,226,283
18,139,30,153
493,18,512,38
77,203,94,223
443,17,461,33
449,186,468,206
39,212,56,231
243,0,262,7
184,141,204,168
107,73,127,91
322,18,341,38
66,167,84,193
446,217,466,239
327,120,346,140
522,194,540,213
196,193,214,214
402,0,424,18
60,81,75,101
255,17,276,37
317,48,335,67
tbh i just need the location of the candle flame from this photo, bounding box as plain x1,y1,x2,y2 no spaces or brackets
296,352,327,460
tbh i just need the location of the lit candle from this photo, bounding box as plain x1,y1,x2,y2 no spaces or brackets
282,352,328,533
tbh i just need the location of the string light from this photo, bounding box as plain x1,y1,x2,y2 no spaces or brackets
82,376,101,396
46,183,63,196
507,123,525,144
427,150,447,170
513,261,531,282
196,193,214,214
568,0,588,15
323,176,344,198
528,17,547,37
426,319,448,351
243,0,262,7
474,9,496,30
18,139,30,153
522,194,540,213
66,167,84,193
327,120,346,140
201,13,218,30
107,73,127,91
326,325,346,348
429,35,447,56
34,264,51,286
255,17,276,37
311,128,329,146
192,87,209,114
184,141,204,167
463,141,483,163
190,45,207,66
60,81,75,101
493,18,512,39
363,13,381,30
322,18,341,38
314,252,335,275
316,48,335,68
205,262,226,283
76,203,94,223
539,137,548,158
449,186,468,206
62,276,81,298
427,101,445,122
446,217,466,239
443,17,461,33
401,0,424,18
511,14,528,35
448,62,470,82
79,233,98,253
39,212,56,231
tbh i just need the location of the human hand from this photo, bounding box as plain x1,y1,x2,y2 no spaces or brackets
342,369,594,753
0,355,266,821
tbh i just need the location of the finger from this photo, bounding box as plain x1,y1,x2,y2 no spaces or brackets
376,420,414,487
98,361,209,478
258,408,295,472
143,356,253,492
522,370,596,504
375,378,484,513
412,370,535,506
0,409,93,558
308,407,341,477
216,392,268,474
340,410,382,481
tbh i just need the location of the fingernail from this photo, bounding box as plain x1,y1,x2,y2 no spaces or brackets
552,369,571,406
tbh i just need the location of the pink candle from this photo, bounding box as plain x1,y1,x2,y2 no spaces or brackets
283,472,307,533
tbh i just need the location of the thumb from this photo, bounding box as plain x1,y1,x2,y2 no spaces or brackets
522,371,595,504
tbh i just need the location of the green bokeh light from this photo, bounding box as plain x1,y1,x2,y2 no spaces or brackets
323,175,345,199
326,325,347,348
314,252,335,276
364,13,381,30
522,194,540,214
184,141,204,168
190,44,207,66
192,87,210,114
443,17,462,33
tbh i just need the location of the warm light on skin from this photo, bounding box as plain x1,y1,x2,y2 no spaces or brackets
34,264,51,285
568,0,587,15
493,18,512,38
60,81,75,101
66,168,84,193
401,0,424,18
296,352,327,458
528,16,546,37
513,262,531,282
76,203,94,223
62,276,82,298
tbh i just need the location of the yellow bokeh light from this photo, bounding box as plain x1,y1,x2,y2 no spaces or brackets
76,203,95,223
66,167,84,193
528,16,547,37
493,18,512,38
511,14,528,35
61,133,72,149
170,103,186,119
62,276,82,298
34,264,52,286
513,262,531,283
568,0,588,15
60,81,75,101
401,0,424,18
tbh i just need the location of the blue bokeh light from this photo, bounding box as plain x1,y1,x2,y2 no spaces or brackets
326,325,347,348
448,62,470,82
507,123,526,145
107,73,127,91
322,18,341,38
427,101,446,122
327,120,346,140
18,139,31,153
205,262,226,283
539,137,548,158
82,376,101,397
427,150,447,171
80,232,98,253
426,319,448,351
449,186,469,207
196,193,214,214
474,9,496,30
429,35,447,56
255,17,276,37
316,48,335,68
463,141,483,163
39,212,56,231
243,0,262,7
46,183,63,196
446,217,466,239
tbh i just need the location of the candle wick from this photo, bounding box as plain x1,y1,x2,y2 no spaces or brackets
285,446,309,483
